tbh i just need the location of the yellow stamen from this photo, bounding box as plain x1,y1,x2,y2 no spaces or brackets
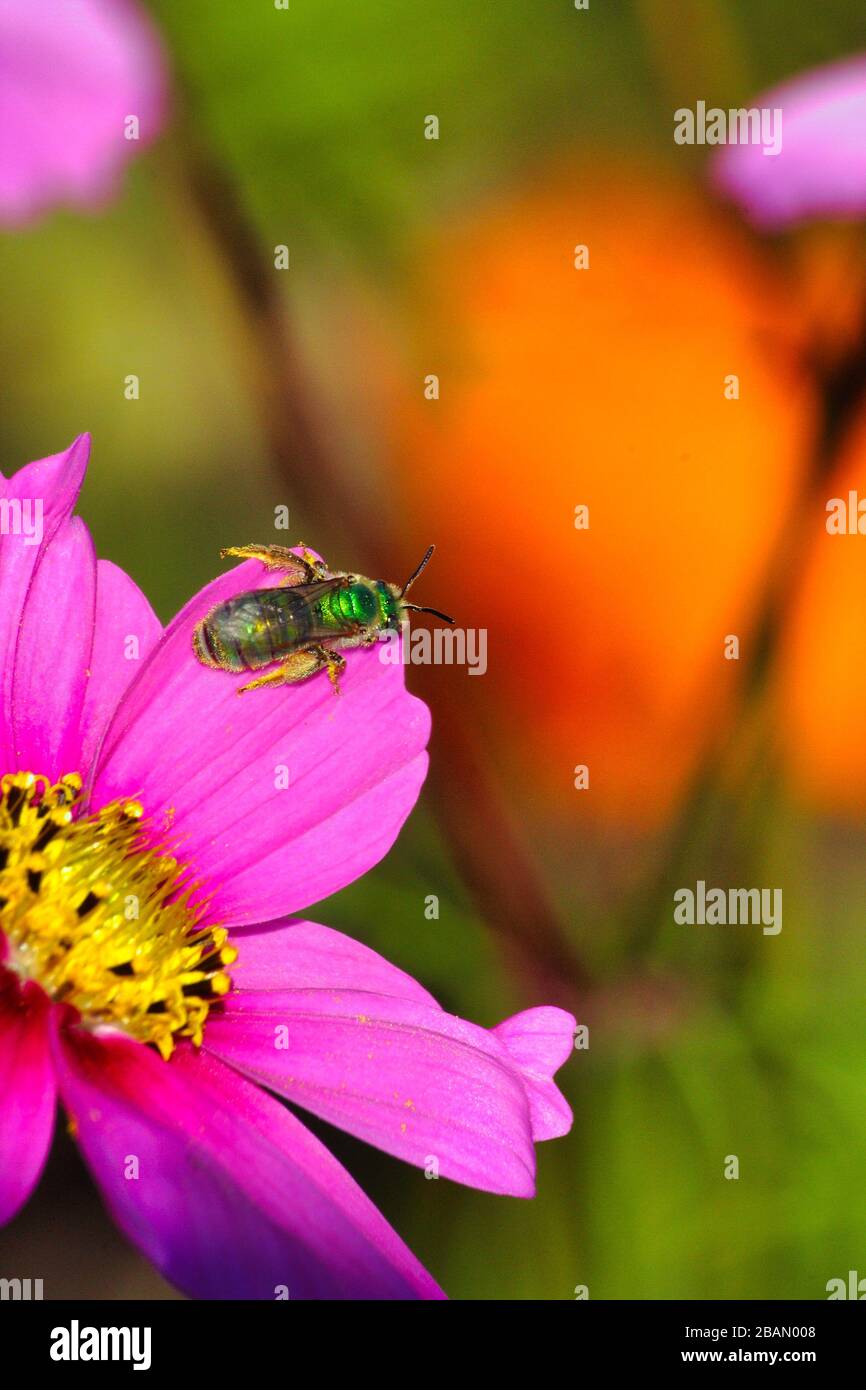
0,772,236,1059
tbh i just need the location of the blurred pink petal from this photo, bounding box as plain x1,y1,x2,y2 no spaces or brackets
91,561,431,926
0,0,167,225
0,973,56,1224
712,54,866,228
205,980,574,1196
493,1007,575,1141
54,1018,444,1299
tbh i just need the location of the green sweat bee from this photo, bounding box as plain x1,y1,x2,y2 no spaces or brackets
193,542,453,693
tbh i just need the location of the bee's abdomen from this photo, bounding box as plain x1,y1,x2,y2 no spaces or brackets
199,590,308,671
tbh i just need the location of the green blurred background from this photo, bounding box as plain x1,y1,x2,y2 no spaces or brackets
3,0,866,1300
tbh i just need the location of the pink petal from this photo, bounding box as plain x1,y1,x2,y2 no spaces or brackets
205,986,541,1196
0,435,90,773
0,972,56,1225
0,0,168,225
493,1008,576,1141
91,559,431,925
78,560,162,777
712,54,866,228
52,1017,444,1299
9,517,96,780
229,917,440,1007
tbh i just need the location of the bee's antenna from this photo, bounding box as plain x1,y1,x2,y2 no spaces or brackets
400,544,436,596
403,603,455,624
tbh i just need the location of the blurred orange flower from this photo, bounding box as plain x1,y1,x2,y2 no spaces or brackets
386,168,819,826
780,401,866,813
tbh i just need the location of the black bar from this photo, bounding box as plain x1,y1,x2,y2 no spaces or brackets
3,1297,861,1375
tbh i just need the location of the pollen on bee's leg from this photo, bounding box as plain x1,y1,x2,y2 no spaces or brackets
0,772,237,1058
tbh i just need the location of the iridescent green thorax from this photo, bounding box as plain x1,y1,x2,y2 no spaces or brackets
316,579,398,633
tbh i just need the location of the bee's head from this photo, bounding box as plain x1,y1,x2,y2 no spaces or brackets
388,545,454,627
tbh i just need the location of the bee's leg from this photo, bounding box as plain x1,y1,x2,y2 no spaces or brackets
320,647,348,692
237,646,346,695
220,543,329,583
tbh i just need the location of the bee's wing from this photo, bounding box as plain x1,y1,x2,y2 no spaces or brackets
201,576,350,669
292,577,348,596
277,576,357,641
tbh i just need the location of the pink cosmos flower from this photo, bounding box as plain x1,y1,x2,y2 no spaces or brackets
0,0,167,225
712,54,866,229
0,435,575,1300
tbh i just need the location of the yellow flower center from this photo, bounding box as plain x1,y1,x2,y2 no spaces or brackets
0,771,236,1059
